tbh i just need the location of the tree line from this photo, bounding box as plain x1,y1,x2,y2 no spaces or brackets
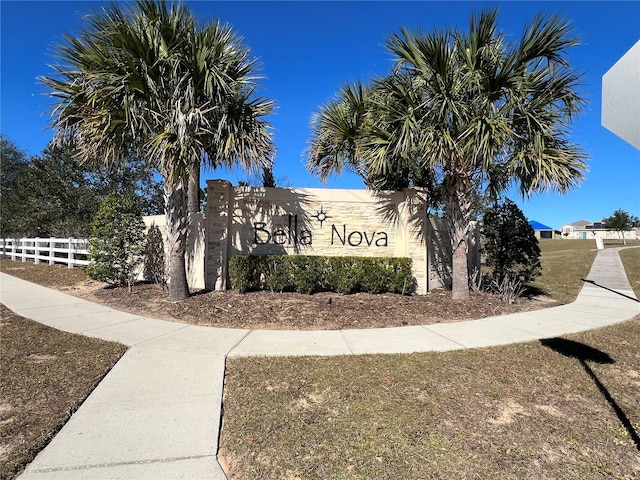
0,135,163,238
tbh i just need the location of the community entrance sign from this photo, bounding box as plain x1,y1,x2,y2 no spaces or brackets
204,180,480,295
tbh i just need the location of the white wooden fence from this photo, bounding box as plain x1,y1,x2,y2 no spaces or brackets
0,238,89,268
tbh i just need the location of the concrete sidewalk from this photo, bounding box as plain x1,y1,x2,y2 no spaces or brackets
2,247,639,479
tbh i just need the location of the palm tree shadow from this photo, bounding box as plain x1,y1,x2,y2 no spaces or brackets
540,338,640,451
372,189,454,290
540,338,614,363
580,278,640,303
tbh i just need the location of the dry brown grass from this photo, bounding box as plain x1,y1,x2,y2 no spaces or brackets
529,239,599,304
619,247,640,297
0,260,87,287
220,315,640,479
0,306,126,480
219,245,640,479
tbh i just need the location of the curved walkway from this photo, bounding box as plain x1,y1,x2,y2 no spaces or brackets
2,247,638,479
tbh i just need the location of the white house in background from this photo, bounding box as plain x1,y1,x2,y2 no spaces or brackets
561,219,636,241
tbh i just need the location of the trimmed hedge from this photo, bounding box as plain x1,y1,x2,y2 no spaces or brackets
228,255,415,295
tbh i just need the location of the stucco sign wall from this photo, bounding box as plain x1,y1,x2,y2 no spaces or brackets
206,180,431,292
205,180,479,295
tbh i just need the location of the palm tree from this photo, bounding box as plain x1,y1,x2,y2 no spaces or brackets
40,0,273,301
308,82,373,184
307,81,434,192
183,24,275,214
307,9,587,300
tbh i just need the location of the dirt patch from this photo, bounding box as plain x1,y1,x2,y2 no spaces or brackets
489,400,530,425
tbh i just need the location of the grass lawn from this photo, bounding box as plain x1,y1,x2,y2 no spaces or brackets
0,306,127,480
529,239,599,304
219,245,640,479
221,320,640,479
619,247,640,296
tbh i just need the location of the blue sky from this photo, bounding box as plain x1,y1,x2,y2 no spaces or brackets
1,1,639,229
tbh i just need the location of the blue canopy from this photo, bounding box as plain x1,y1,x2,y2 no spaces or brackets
529,220,553,230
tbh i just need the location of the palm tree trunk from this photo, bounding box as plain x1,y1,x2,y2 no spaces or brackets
165,179,190,302
262,165,276,187
446,172,472,301
187,167,200,215
451,236,469,300
186,164,202,291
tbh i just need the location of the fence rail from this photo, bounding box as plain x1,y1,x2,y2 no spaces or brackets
1,238,89,268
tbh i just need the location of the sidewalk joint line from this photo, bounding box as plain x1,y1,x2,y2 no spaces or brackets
419,325,467,348
80,316,150,332
224,329,254,356
128,322,193,346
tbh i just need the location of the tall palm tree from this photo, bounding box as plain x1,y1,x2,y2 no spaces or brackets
308,82,373,184
41,0,273,301
307,9,587,300
183,22,274,214
308,80,441,197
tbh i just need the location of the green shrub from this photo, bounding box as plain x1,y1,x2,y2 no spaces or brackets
387,258,415,294
290,256,322,294
143,223,166,287
227,255,255,293
482,199,541,284
87,194,145,290
324,257,363,294
360,258,388,293
263,256,294,293
228,255,415,295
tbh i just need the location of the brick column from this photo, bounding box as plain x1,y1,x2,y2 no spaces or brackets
205,180,233,291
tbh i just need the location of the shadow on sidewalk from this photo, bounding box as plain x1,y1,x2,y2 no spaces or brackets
540,337,640,451
580,278,640,303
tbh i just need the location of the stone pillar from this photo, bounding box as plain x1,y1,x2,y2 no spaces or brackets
403,189,428,294
205,180,233,291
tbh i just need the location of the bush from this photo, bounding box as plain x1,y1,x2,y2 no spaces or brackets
489,276,526,304
87,194,145,290
326,257,361,294
143,223,166,287
386,258,415,294
290,256,323,294
228,255,415,295
482,199,541,285
227,255,256,293
263,256,294,293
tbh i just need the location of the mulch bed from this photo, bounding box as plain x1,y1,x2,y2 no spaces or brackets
2,259,555,330
76,282,555,330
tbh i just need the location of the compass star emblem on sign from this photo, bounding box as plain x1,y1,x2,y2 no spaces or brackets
311,207,331,228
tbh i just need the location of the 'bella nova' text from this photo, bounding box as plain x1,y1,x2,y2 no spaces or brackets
253,214,388,248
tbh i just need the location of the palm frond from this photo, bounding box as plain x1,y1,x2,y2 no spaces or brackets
40,0,275,190
306,8,587,200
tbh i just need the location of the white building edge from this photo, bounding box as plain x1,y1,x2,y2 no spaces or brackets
602,39,640,149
